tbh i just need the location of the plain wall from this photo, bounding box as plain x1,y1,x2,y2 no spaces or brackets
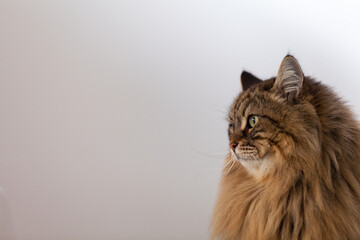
1,0,360,239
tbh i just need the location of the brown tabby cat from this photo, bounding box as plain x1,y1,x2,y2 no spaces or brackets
211,55,360,240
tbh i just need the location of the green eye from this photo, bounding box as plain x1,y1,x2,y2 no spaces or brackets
248,115,260,128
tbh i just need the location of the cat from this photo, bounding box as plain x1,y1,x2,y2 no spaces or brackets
211,55,360,240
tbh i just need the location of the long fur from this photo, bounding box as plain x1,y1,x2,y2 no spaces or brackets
211,58,360,240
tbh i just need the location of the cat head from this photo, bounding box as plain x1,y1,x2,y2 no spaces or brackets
228,55,321,179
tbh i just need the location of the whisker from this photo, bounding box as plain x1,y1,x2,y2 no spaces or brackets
222,159,234,170
220,162,232,182
191,147,227,160
225,160,236,175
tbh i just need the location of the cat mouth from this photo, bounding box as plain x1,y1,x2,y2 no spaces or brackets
234,146,259,161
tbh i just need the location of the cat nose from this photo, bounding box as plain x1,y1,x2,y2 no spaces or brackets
230,142,238,151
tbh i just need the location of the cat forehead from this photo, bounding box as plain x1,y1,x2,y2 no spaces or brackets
231,90,262,115
230,88,281,119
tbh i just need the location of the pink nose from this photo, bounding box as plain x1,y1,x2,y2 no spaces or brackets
230,142,238,151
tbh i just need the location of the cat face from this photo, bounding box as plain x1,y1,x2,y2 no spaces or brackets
228,56,321,178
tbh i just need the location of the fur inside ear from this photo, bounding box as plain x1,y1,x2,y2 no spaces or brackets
241,71,262,91
274,55,304,102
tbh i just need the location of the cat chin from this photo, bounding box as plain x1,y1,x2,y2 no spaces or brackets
231,151,272,180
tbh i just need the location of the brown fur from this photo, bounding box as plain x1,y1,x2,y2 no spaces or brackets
211,56,360,240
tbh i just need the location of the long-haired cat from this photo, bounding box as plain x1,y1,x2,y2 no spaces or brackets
211,55,360,240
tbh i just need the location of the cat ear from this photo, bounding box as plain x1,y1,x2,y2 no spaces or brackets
273,55,304,102
241,71,262,91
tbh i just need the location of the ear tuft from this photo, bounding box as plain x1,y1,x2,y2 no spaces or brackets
241,71,262,91
273,55,304,102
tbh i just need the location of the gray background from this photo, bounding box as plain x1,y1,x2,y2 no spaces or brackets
1,0,360,239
